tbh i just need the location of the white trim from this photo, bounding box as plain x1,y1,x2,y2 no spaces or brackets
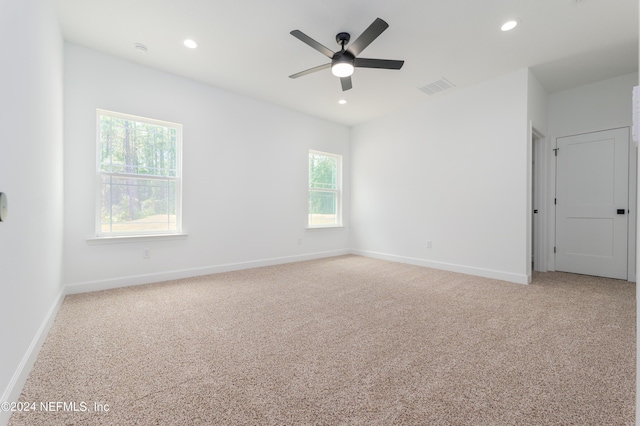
95,109,183,238
0,288,66,425
63,248,530,294
531,123,548,273
96,109,182,128
352,249,530,285
87,233,188,244
305,226,346,230
627,130,637,282
308,150,343,228
96,172,180,182
64,249,350,294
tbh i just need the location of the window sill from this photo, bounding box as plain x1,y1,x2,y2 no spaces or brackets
305,226,346,230
87,233,188,244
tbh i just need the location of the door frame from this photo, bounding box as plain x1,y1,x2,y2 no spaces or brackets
530,124,548,274
549,126,636,281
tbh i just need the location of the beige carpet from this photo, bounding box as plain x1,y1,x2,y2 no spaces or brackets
8,255,636,425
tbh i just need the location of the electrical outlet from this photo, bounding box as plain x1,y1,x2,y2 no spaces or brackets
298,237,302,245
426,240,433,249
143,248,151,259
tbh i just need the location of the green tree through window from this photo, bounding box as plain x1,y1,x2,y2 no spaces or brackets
97,110,182,236
308,151,341,227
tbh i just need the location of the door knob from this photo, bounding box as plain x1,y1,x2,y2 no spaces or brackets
617,209,626,215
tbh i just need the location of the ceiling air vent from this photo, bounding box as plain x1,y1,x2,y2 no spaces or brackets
419,78,455,96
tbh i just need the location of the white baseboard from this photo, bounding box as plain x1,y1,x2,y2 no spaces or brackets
0,288,66,426
65,248,529,295
352,249,530,285
65,249,351,295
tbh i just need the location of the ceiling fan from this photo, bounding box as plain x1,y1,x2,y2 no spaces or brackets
289,18,404,91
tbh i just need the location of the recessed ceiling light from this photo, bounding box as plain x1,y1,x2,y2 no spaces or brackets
338,99,347,105
501,20,519,31
184,39,198,49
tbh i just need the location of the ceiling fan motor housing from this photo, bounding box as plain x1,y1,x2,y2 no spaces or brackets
336,32,351,46
332,49,355,64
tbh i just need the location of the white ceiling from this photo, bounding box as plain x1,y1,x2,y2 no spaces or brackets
55,0,638,126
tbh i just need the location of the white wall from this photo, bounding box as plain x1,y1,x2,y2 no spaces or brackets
548,73,637,137
546,72,638,274
0,0,64,419
63,44,350,291
350,69,530,284
528,69,549,133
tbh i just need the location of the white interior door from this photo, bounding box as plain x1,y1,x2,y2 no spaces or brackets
555,128,629,280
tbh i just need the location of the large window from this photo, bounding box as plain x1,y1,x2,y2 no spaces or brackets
308,150,342,227
96,110,182,237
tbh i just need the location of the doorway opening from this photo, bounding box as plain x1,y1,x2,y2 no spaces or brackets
531,126,547,276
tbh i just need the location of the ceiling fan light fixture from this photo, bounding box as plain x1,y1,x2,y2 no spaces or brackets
289,18,402,91
501,19,519,32
331,62,354,78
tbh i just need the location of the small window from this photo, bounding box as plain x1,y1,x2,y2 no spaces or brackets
96,110,182,237
308,150,342,227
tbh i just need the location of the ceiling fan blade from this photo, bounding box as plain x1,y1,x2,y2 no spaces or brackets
354,58,404,70
340,76,353,91
347,18,389,57
289,63,331,79
290,30,334,59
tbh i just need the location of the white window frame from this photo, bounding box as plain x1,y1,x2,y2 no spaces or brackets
95,109,182,238
308,150,342,228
